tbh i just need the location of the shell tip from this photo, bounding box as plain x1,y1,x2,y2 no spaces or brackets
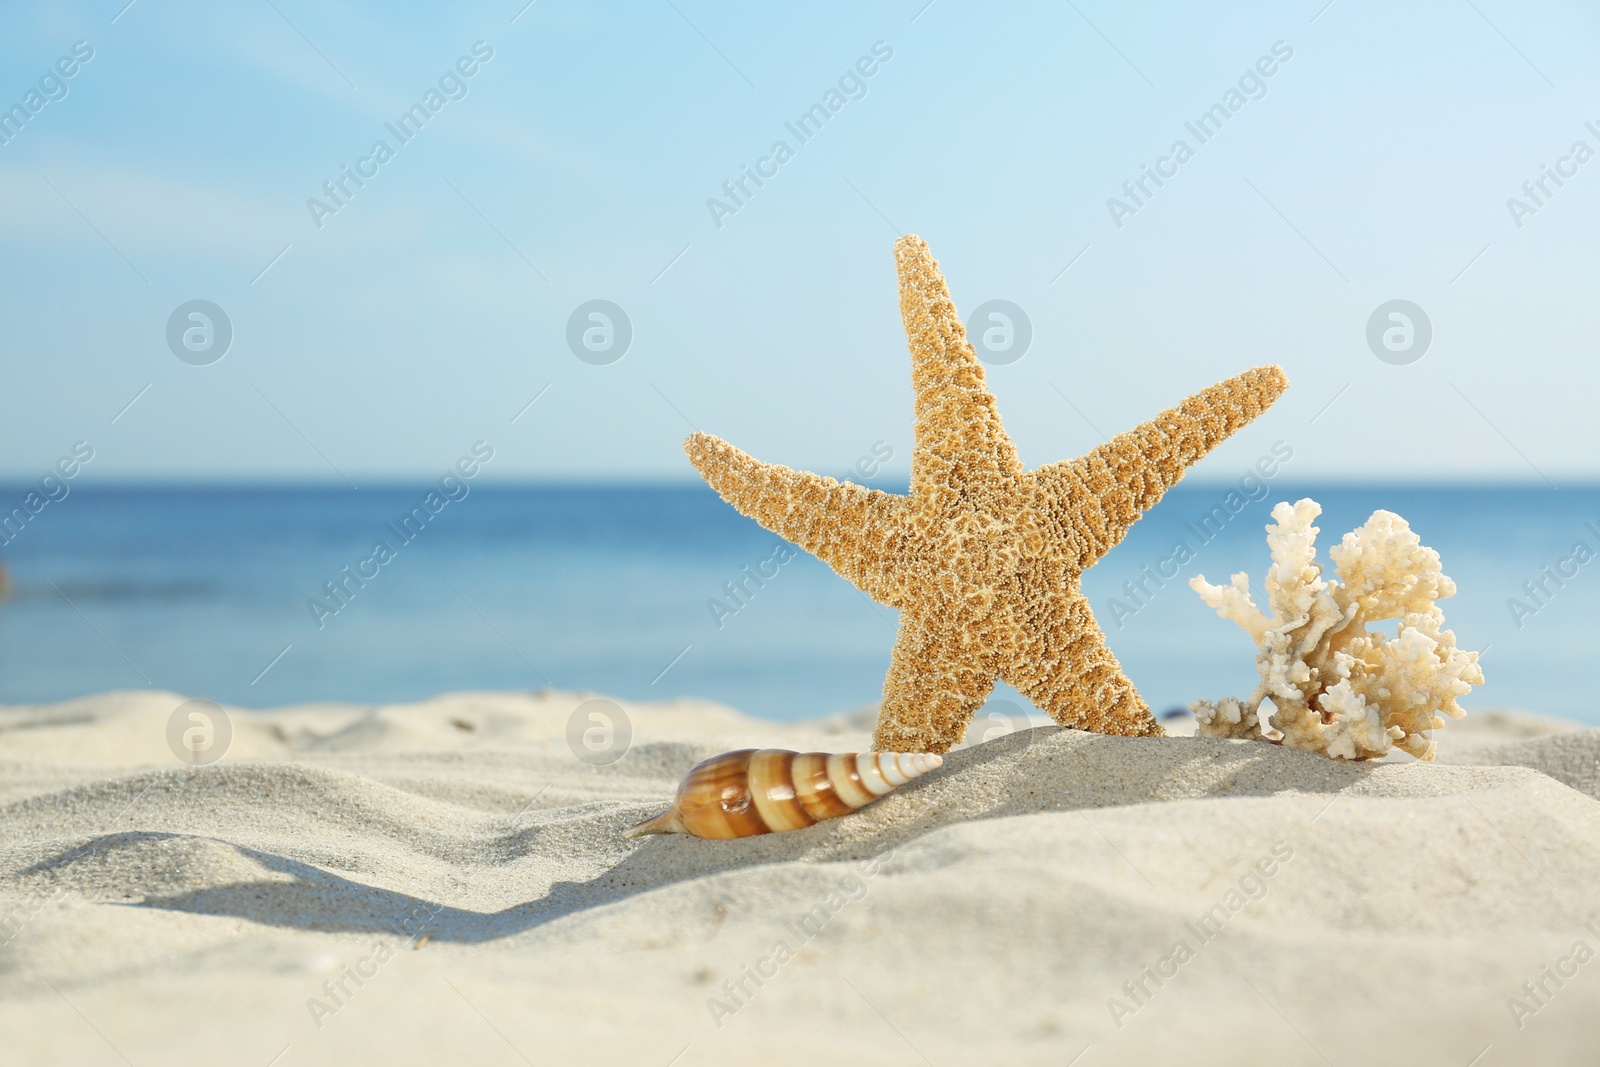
624,807,682,838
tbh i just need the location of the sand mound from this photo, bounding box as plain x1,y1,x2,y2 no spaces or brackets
1443,729,1600,801
2,693,1598,1066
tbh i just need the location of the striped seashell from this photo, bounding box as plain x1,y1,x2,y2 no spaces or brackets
624,749,943,839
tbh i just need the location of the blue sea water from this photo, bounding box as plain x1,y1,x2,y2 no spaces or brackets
0,483,1594,724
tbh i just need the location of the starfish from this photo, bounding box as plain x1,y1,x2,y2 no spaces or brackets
686,236,1289,753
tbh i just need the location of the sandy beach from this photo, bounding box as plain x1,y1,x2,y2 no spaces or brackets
1,690,1597,1066
8,0,1600,1061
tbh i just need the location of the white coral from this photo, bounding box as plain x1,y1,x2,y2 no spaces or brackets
1189,499,1484,761
1190,696,1259,739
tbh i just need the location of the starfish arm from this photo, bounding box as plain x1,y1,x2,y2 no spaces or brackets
685,432,906,604
870,610,996,754
1029,365,1289,566
1001,587,1163,737
895,235,1022,509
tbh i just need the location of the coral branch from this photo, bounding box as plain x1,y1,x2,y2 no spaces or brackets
1189,499,1484,761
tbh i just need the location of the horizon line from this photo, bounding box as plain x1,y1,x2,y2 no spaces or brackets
0,476,1590,491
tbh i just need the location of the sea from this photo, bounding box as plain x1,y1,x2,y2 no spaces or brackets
0,483,1594,726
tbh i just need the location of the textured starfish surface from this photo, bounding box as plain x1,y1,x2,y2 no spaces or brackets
686,235,1289,753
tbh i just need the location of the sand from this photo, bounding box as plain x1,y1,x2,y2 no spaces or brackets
2,689,1598,1066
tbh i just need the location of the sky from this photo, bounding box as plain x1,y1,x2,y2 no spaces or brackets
2,0,1598,485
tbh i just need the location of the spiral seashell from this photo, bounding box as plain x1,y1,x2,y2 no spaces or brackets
624,749,943,839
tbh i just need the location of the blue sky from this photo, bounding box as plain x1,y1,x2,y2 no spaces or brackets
2,0,1597,484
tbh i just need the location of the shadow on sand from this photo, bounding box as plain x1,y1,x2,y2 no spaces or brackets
23,728,1394,943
